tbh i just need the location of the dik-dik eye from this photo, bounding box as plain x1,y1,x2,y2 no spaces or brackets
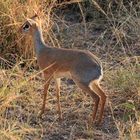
23,24,30,31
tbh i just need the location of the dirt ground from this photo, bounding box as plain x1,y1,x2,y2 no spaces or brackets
0,5,140,140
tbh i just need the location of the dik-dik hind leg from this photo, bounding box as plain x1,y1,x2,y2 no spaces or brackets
55,78,62,120
90,81,107,123
73,80,100,122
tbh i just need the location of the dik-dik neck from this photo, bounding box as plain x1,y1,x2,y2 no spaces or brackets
32,27,47,55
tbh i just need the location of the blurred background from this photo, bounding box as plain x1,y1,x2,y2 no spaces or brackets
0,0,140,139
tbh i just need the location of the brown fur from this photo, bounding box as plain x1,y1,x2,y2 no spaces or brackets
20,15,107,123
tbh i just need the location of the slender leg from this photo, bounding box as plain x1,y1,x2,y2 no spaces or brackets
74,80,100,122
55,78,62,120
91,81,107,123
39,75,52,116
92,93,100,121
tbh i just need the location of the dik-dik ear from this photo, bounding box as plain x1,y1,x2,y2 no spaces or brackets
30,13,42,28
30,14,38,20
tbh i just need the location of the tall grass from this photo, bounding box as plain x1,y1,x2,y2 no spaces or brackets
105,58,140,139
1,0,140,64
0,0,57,67
0,0,140,139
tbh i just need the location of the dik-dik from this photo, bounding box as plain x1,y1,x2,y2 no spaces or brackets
20,15,107,123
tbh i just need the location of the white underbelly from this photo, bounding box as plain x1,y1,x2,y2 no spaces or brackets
53,71,71,79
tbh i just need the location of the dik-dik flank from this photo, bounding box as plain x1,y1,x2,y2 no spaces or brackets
20,15,107,123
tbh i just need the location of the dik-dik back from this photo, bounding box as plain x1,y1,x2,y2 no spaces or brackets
20,15,107,124
37,47,102,80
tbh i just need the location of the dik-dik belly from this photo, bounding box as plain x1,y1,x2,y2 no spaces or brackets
53,71,71,79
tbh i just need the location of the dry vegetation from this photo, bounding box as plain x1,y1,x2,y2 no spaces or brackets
0,0,140,140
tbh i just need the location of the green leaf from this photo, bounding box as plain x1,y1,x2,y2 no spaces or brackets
121,102,135,110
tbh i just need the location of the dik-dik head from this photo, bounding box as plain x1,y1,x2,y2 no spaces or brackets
20,14,39,35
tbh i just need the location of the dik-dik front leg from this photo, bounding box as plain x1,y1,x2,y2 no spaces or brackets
39,74,52,116
55,78,62,120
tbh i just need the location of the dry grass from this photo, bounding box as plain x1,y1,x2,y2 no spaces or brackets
0,58,139,140
0,0,140,139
